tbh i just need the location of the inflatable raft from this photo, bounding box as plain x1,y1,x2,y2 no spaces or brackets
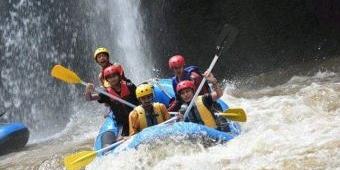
0,122,29,155
94,79,240,154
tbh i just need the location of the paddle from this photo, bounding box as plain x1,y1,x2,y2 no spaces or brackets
215,108,247,122
183,24,239,120
52,65,180,169
51,65,137,108
169,107,246,122
63,116,177,170
64,138,126,170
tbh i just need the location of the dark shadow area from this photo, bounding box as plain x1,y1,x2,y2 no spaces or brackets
141,0,340,79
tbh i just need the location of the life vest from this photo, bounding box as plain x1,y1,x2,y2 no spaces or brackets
105,81,131,102
187,96,218,128
172,66,200,93
134,102,165,131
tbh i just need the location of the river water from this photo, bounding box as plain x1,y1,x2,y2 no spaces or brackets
1,58,339,170
87,59,340,170
0,0,339,169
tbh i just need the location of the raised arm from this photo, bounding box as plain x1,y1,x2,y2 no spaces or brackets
203,71,223,101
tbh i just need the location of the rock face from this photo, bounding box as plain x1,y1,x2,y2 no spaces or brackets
141,0,340,78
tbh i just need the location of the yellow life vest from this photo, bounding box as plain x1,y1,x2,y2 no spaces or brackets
134,102,165,131
194,96,217,128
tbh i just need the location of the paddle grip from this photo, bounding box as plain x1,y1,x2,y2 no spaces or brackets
152,80,173,99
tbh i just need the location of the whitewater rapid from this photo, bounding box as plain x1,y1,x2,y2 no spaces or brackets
0,69,339,170
85,70,339,170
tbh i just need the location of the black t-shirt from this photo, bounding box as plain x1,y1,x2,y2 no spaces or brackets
202,93,213,107
98,82,138,126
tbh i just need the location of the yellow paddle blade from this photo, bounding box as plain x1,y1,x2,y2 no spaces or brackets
221,108,247,122
51,65,82,84
64,151,96,170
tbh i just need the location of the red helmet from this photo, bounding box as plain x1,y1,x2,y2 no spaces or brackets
103,65,120,78
176,80,195,93
168,55,185,69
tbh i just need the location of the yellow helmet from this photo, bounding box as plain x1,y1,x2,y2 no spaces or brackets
93,47,109,60
136,84,153,99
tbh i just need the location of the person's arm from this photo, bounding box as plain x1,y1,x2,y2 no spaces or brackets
160,104,171,120
127,82,139,105
84,83,101,101
203,71,223,101
128,110,139,136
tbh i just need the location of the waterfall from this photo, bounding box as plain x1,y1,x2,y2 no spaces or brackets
0,0,153,141
89,0,153,84
0,0,95,141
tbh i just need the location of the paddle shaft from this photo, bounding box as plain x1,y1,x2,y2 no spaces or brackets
181,24,238,121
80,81,137,108
152,80,173,99
170,107,246,122
170,111,224,117
161,116,178,124
183,54,219,119
94,138,127,155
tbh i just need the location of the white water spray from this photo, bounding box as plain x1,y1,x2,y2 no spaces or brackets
86,70,340,170
90,0,153,83
0,0,77,140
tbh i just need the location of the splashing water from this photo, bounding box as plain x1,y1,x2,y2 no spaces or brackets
85,69,340,170
88,0,153,84
0,0,84,140
0,0,151,142
1,0,339,169
1,64,339,169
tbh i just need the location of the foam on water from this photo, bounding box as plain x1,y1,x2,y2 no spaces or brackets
86,70,340,170
0,102,103,170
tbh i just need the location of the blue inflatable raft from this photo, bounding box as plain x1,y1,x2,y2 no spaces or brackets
110,121,241,155
94,78,240,154
0,122,29,155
